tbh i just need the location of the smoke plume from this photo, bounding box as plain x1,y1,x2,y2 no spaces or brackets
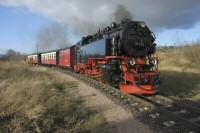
37,23,70,52
1,0,200,35
112,4,133,22
1,0,200,32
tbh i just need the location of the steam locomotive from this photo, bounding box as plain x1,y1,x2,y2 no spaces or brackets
28,19,160,95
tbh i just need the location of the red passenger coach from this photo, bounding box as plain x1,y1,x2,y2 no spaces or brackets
58,48,71,67
27,54,38,64
41,52,57,65
58,46,76,68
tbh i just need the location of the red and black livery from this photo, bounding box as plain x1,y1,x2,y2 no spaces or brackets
28,19,160,95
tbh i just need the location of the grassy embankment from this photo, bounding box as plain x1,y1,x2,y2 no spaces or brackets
157,44,200,101
0,61,106,133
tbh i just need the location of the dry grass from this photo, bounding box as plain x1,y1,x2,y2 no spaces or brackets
0,61,106,133
157,44,200,72
157,44,200,100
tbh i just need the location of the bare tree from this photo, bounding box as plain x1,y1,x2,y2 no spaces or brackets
0,49,25,62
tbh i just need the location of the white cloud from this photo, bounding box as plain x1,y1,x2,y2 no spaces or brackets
0,0,200,35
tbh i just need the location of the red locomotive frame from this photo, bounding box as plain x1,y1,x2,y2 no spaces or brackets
74,56,159,95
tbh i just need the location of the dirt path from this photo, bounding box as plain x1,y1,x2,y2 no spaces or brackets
51,70,154,133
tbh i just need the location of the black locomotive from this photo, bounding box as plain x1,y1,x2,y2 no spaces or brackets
77,19,156,63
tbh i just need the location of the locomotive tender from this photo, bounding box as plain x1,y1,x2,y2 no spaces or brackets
27,19,160,95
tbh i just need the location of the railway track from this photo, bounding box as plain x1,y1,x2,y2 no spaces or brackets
59,69,200,133
137,94,200,131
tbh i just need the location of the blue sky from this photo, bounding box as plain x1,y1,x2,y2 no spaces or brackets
0,6,50,53
0,5,200,54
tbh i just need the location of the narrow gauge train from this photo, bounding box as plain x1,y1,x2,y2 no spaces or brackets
27,19,160,95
